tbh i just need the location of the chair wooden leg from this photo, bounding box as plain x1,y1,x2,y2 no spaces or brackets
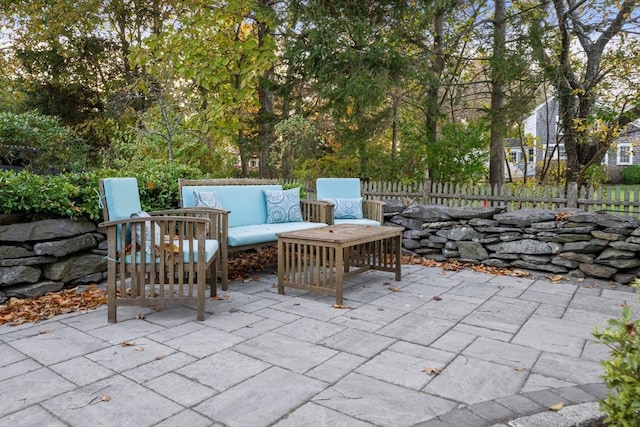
220,255,229,291
197,270,205,321
209,260,217,297
107,279,117,323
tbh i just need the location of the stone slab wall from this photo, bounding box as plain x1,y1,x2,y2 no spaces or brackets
384,202,640,285
0,217,107,303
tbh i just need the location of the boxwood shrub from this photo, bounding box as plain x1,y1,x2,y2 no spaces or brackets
0,163,204,222
621,165,640,185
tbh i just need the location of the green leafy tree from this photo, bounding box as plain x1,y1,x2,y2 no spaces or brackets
528,0,640,186
0,111,88,173
134,0,277,176
426,121,489,183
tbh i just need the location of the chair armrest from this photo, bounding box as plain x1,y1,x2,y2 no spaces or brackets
300,200,332,224
99,215,210,228
150,208,228,244
99,216,211,249
363,200,385,225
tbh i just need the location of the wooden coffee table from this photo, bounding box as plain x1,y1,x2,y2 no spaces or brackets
277,224,402,305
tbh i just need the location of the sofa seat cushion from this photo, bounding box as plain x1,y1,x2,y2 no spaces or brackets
334,218,381,227
124,239,219,264
228,222,327,247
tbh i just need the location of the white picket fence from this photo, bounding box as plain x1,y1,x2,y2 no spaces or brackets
289,179,640,218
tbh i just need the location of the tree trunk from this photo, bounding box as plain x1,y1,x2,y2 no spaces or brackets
489,0,506,187
258,68,275,179
257,1,275,179
425,8,445,178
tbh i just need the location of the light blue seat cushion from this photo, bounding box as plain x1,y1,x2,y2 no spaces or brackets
124,239,219,264
334,218,381,227
316,178,362,199
228,222,326,247
182,184,282,227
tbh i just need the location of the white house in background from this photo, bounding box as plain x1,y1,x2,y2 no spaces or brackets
506,99,640,181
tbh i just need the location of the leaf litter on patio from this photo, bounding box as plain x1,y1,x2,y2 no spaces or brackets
1,249,546,326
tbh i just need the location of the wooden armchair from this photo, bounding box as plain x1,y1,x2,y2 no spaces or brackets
98,178,221,323
316,178,385,226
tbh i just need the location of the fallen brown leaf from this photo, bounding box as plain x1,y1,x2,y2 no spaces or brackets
388,286,400,292
101,395,112,402
332,304,353,309
433,296,442,301
135,347,144,352
549,402,564,411
121,341,135,347
545,274,566,283
0,287,107,326
423,367,441,375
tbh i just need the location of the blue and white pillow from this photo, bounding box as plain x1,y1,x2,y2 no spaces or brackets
321,197,363,219
131,211,162,253
193,190,223,209
264,188,304,224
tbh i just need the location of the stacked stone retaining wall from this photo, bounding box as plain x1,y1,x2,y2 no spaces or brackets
384,202,640,285
0,217,107,303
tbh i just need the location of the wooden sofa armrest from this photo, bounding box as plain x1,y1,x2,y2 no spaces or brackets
363,200,385,225
300,200,332,224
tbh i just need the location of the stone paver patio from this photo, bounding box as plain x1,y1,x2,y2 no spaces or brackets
2,263,634,426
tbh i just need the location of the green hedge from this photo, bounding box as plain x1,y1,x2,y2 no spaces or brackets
0,163,204,222
621,165,640,185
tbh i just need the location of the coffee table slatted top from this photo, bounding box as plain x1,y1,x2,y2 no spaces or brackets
277,224,402,244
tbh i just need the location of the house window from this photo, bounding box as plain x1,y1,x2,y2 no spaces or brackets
508,151,518,163
617,144,633,165
527,147,535,163
249,158,259,168
545,143,566,160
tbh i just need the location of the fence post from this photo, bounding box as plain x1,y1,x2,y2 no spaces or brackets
423,174,431,204
567,182,577,208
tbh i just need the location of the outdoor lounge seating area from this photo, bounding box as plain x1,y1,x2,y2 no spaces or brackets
98,176,386,323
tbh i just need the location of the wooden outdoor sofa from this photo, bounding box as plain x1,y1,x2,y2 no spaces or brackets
178,178,331,291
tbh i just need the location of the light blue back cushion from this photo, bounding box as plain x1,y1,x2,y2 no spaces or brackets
316,178,362,199
103,178,142,220
102,177,142,248
182,184,282,227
